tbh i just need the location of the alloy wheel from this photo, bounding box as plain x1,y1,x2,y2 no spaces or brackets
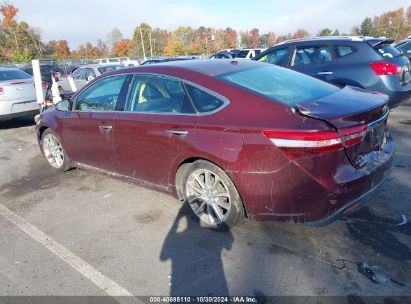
42,133,65,169
185,169,231,225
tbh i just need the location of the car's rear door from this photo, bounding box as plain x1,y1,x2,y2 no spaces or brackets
61,74,130,172
290,44,338,82
113,74,197,189
256,47,291,67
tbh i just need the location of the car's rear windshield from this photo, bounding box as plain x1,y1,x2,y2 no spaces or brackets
373,43,401,58
0,69,31,81
218,65,339,106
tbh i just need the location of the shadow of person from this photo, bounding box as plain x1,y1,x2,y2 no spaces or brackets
160,203,234,296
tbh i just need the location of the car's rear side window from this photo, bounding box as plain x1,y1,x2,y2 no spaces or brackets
335,45,356,58
0,69,31,81
185,85,225,113
218,66,339,107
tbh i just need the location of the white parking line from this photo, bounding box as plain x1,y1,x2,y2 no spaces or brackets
0,203,139,302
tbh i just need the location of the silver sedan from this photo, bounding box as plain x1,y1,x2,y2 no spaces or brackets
0,68,38,122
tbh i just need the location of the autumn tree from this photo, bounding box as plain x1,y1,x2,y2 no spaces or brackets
292,28,310,39
111,39,131,57
372,8,410,40
240,31,251,48
0,4,18,27
131,23,152,57
350,26,361,35
96,39,108,57
249,28,261,47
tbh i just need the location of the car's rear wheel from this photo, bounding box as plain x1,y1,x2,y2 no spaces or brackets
41,129,70,171
182,160,244,230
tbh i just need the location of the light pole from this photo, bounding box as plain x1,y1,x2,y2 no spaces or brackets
139,27,146,60
149,32,153,58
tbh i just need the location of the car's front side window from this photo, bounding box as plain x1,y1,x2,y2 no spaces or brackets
125,75,195,114
292,46,331,66
75,75,127,112
258,48,290,66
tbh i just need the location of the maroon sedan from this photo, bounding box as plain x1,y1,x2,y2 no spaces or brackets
35,60,394,229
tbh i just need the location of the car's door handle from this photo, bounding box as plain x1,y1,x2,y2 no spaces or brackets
167,130,188,136
318,71,333,75
99,125,113,131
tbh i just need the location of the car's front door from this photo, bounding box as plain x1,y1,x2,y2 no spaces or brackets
61,74,130,172
290,45,338,82
113,74,197,189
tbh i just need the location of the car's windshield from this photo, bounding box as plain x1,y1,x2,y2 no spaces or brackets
0,69,32,81
218,65,339,106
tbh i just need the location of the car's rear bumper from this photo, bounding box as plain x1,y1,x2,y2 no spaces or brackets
0,109,39,122
234,136,395,225
374,76,411,108
0,99,39,119
304,163,393,226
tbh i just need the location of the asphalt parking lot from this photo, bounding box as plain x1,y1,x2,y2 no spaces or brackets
0,101,410,300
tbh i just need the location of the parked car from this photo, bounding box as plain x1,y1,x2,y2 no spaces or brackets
210,49,265,60
253,36,411,107
21,59,64,87
394,38,411,60
209,51,238,59
94,58,122,65
35,60,394,229
57,64,123,93
0,68,39,121
119,57,140,67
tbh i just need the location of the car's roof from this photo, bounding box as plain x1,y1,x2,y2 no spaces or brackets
277,36,394,45
124,59,264,77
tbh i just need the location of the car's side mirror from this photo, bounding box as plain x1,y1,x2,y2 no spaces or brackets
56,99,71,112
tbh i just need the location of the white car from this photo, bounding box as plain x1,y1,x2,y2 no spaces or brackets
119,57,139,67
94,58,122,65
0,68,39,121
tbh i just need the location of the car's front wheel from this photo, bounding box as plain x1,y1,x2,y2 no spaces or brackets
41,129,70,171
182,160,244,230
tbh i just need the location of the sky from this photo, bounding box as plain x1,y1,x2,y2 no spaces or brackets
9,0,411,48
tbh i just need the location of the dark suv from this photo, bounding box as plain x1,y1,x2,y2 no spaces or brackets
253,37,411,107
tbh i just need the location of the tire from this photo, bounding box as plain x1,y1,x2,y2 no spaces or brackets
181,160,244,230
41,129,70,172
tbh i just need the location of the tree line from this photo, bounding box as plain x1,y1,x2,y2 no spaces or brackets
1,3,411,63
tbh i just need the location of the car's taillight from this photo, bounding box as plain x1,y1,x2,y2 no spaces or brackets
263,125,368,160
370,62,401,76
0,87,3,95
340,125,368,147
10,81,27,85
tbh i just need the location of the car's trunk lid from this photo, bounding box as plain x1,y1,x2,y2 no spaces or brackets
0,78,36,101
297,86,390,168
